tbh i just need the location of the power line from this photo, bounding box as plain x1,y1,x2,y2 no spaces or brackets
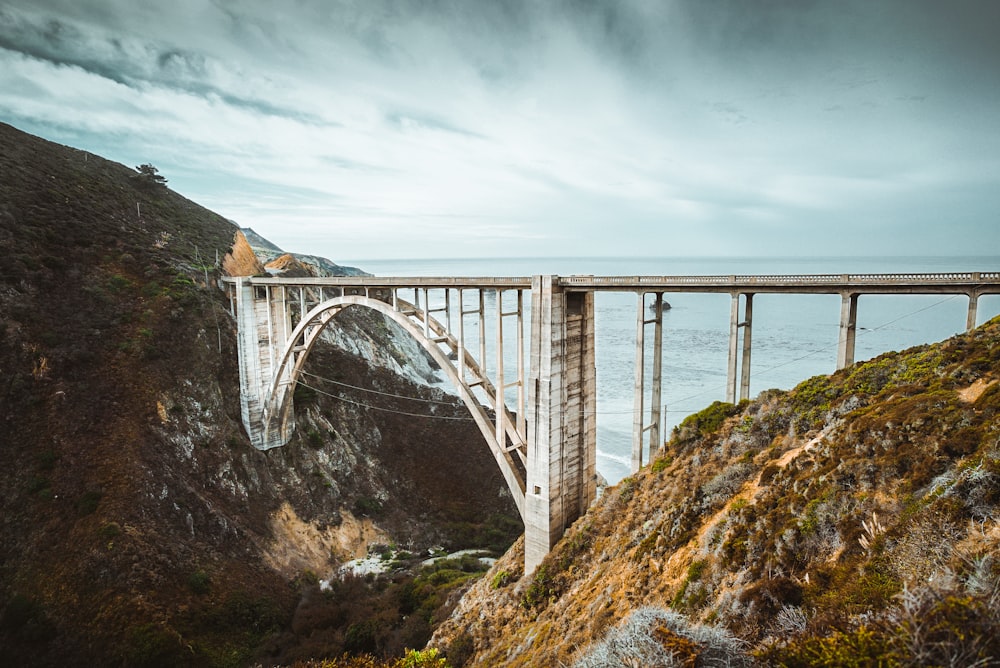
298,291,978,422
299,369,457,405
298,380,476,421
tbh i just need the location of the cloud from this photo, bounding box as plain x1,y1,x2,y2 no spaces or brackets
0,0,998,260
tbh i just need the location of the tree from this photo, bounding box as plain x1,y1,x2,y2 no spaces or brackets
134,163,167,186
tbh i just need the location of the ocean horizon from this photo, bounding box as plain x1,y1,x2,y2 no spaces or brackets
337,256,1000,483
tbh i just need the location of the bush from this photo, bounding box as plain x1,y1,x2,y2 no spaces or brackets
673,401,739,441
123,623,187,668
353,497,384,517
188,570,210,595
76,490,102,515
759,625,896,668
572,607,751,668
651,456,672,473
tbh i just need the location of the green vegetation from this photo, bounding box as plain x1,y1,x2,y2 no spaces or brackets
188,569,211,595
284,648,452,667
671,559,708,609
353,496,384,517
650,455,672,473
273,555,490,663
673,401,739,441
134,163,168,186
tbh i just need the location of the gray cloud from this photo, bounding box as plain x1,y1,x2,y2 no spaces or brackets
0,0,998,260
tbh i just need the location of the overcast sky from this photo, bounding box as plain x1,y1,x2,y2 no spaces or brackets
2,1,998,261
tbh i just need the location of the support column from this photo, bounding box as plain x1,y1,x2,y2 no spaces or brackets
235,278,264,445
837,293,859,370
496,290,505,449
967,292,979,331
631,293,646,471
525,277,596,575
739,293,753,401
633,293,666,469
726,293,741,404
649,293,664,458
235,278,295,450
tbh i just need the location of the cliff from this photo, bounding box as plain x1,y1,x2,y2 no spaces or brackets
240,227,368,277
432,320,1000,666
0,122,518,666
221,228,267,276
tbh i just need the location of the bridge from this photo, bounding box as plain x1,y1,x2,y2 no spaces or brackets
223,271,1000,574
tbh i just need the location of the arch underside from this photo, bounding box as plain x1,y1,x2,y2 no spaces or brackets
263,294,527,519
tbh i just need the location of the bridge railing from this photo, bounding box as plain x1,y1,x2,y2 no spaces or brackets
560,271,1000,292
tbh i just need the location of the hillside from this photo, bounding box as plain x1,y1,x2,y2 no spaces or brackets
432,320,1000,666
0,122,518,666
239,227,368,277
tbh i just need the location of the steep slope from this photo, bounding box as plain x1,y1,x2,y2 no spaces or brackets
433,320,1000,667
0,122,518,666
241,227,367,277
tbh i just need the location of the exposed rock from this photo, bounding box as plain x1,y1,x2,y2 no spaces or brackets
221,228,266,276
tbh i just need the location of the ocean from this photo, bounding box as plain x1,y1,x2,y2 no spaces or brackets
340,256,1000,483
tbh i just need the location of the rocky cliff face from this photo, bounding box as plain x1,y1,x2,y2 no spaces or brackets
221,228,267,276
0,122,518,666
432,321,1000,667
241,227,368,277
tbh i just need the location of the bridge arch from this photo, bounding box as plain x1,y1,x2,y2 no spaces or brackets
262,294,527,519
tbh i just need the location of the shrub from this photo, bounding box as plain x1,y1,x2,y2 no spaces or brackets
123,623,187,668
651,455,672,473
188,570,211,595
1,594,55,642
76,490,102,515
673,401,739,441
353,497,384,517
306,428,324,448
572,606,750,668
759,625,897,668
490,570,511,590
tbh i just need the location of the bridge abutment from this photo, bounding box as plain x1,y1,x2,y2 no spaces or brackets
524,276,597,574
235,278,295,449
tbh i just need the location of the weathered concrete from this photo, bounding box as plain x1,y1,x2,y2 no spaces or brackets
524,277,597,573
837,292,859,370
225,270,1000,574
726,293,754,404
968,293,979,332
632,293,665,470
235,278,296,449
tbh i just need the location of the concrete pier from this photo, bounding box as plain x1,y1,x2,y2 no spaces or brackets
726,293,754,404
225,270,1000,574
524,277,597,573
837,292,860,370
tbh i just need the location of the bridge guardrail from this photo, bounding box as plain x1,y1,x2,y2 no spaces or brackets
221,272,1000,294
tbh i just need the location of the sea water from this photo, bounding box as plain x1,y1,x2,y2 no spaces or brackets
340,256,1000,483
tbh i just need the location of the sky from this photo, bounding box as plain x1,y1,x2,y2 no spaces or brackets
1,0,999,262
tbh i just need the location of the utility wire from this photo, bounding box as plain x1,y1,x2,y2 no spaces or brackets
297,291,978,421
299,369,457,405
297,380,476,421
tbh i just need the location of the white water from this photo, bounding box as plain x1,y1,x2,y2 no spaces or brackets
341,256,1000,483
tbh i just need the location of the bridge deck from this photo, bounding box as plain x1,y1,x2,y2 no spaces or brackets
226,269,999,574
226,271,1000,295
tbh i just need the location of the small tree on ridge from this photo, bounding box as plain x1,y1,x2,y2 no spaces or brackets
134,163,167,186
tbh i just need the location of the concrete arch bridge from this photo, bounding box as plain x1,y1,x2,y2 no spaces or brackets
223,271,1000,573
